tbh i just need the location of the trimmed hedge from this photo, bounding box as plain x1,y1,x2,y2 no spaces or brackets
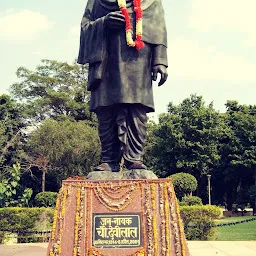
180,196,203,206
180,205,222,240
170,173,198,200
34,192,58,207
0,207,54,243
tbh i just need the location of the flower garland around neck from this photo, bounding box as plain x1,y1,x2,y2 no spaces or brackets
117,0,145,50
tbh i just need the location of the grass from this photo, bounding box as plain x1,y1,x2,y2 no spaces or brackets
215,216,256,241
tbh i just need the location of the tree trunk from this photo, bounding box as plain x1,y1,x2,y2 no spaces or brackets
226,189,233,211
254,173,256,215
42,169,46,192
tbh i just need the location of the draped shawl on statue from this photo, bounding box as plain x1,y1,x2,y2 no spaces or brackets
77,0,167,112
77,0,167,65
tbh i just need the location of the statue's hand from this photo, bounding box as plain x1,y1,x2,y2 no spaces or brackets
152,65,168,86
105,11,125,30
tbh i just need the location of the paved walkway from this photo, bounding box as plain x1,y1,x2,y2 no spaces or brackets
0,241,256,256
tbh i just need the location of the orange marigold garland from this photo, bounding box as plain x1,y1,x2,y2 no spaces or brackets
145,186,154,255
170,182,187,256
86,187,92,255
93,183,138,212
100,184,131,199
50,187,63,256
73,186,86,256
67,184,72,196
117,0,145,50
74,187,81,256
51,188,62,241
164,183,171,256
77,187,85,256
140,183,147,252
174,192,187,255
150,183,158,255
152,214,158,255
56,186,68,255
150,183,156,210
88,247,145,256
159,183,167,255
167,184,182,256
104,184,125,195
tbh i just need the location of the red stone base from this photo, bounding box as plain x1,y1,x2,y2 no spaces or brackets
46,178,190,256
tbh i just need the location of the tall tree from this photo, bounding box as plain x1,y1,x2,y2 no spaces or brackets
0,94,27,178
146,95,225,200
218,101,256,211
10,59,96,125
27,118,100,190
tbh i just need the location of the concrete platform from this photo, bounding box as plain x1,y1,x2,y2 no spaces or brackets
188,241,256,256
0,241,256,256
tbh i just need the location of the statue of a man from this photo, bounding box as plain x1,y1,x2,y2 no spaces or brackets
78,0,168,172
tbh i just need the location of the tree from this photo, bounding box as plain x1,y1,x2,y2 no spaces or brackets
10,59,96,125
0,163,33,207
0,94,27,178
169,172,198,200
8,59,99,191
168,95,223,178
217,101,256,211
146,95,225,200
27,118,100,190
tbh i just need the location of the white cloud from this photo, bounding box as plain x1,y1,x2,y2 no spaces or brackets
189,0,256,46
0,9,53,41
168,38,256,82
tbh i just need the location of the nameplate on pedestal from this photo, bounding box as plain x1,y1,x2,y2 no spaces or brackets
92,213,141,248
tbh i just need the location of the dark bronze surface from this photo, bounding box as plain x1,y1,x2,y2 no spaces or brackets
78,0,168,172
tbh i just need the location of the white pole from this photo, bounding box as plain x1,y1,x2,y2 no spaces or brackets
207,174,211,205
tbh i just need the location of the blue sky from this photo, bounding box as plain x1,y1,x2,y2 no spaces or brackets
1,0,256,117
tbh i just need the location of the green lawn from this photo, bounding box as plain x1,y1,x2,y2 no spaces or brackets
215,216,256,241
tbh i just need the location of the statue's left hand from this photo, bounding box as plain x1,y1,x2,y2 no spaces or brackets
152,65,168,86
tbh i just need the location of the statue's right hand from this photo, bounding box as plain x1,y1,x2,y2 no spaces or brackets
105,11,125,30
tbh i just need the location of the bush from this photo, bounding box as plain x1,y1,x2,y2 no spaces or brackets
180,196,203,206
0,207,54,231
34,192,58,207
170,172,198,200
180,205,221,240
0,207,54,244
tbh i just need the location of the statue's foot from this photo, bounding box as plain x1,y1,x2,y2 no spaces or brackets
126,161,147,170
94,162,119,172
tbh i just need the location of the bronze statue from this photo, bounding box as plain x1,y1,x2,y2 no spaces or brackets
78,0,168,172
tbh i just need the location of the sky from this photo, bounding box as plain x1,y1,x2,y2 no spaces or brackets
1,0,256,118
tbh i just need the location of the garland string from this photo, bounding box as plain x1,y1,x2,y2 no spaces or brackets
117,0,145,50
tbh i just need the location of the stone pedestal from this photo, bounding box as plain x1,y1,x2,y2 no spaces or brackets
46,178,190,256
87,170,158,180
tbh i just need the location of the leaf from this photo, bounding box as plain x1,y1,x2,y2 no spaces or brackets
5,191,12,197
11,181,18,187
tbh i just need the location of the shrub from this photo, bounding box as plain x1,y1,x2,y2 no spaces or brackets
34,192,58,207
0,207,54,231
180,205,221,240
180,196,203,206
170,172,197,200
0,163,33,207
0,207,54,244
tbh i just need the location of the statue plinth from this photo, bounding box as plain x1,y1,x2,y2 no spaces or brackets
46,178,190,256
86,170,158,180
